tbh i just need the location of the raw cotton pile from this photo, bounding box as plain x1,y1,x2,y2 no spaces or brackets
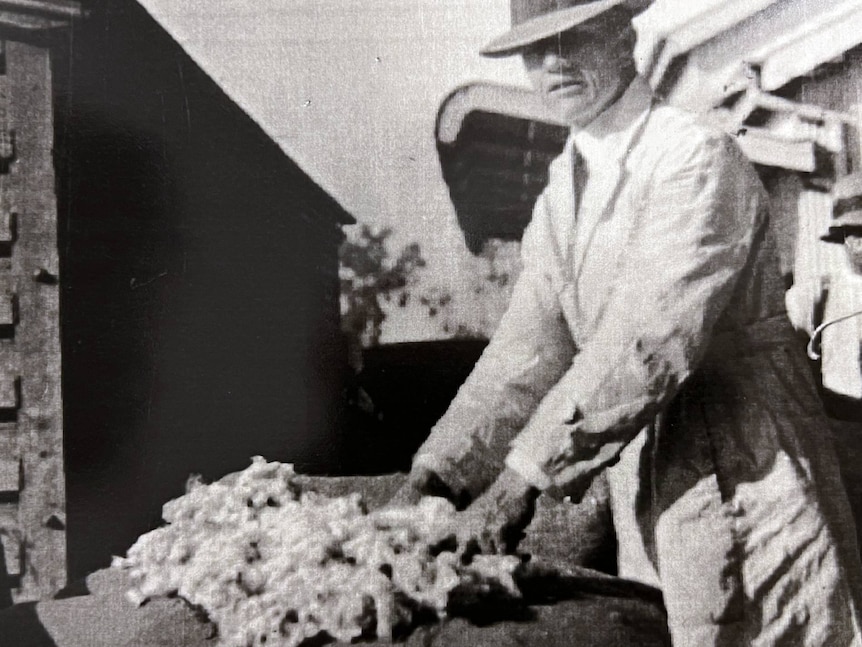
112,457,521,647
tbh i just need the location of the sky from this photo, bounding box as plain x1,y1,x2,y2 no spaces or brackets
133,0,705,340
135,0,538,341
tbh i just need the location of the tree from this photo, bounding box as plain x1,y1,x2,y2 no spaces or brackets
340,227,521,360
339,225,426,355
416,239,520,340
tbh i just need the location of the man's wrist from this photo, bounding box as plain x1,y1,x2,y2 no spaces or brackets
494,467,540,505
505,450,552,491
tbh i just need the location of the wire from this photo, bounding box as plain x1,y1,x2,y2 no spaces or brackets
807,308,862,360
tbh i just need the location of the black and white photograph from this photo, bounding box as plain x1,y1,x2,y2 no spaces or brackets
0,0,861,645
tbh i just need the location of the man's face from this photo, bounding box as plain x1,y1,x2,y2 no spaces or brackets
522,23,633,127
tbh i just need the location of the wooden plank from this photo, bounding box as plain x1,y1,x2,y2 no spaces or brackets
0,457,18,494
0,293,12,324
734,127,818,172
0,373,17,411
0,209,12,242
0,505,21,580
0,530,21,577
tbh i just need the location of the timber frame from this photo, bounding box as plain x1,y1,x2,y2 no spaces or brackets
0,0,80,603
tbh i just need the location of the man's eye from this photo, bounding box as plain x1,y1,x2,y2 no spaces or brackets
562,37,598,51
522,48,547,63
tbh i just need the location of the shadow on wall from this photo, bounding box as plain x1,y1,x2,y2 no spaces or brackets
346,340,489,474
53,0,350,580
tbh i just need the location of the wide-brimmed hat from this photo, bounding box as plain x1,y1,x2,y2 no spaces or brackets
823,173,862,243
481,0,650,58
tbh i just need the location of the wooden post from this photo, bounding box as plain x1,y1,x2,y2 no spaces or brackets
0,37,66,603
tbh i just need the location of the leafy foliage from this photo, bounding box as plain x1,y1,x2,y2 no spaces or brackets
339,225,426,349
422,240,520,340
340,228,520,355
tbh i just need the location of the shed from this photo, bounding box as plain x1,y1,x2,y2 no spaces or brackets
0,0,82,605
434,0,862,541
436,84,569,254
53,0,357,582
637,0,862,536
0,0,357,598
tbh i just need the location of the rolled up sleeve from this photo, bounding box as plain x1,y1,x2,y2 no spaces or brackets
506,133,766,498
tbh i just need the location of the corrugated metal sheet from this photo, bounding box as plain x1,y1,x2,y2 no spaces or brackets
795,47,862,173
751,0,862,92
633,0,862,179
734,127,818,172
0,0,80,18
636,0,779,93
0,0,81,30
641,0,862,111
435,83,568,253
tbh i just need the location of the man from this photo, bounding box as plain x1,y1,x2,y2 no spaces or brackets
393,1,862,645
823,173,862,273
788,172,862,401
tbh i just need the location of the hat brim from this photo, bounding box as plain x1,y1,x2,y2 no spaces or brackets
480,0,644,58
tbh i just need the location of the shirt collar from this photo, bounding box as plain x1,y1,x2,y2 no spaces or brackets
570,75,654,168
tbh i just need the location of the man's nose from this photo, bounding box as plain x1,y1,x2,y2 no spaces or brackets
540,50,565,71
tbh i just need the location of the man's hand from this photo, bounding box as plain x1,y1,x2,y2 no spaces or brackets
388,466,468,508
456,468,539,555
387,467,434,507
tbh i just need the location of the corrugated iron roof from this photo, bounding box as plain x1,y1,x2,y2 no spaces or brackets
749,0,862,92
0,0,81,29
436,83,568,253
637,0,779,94
632,0,862,180
0,0,81,18
640,0,862,109
708,89,855,172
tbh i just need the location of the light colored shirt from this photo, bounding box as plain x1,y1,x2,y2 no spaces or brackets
413,75,773,497
415,75,862,647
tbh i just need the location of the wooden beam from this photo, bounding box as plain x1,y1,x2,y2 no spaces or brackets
0,0,80,19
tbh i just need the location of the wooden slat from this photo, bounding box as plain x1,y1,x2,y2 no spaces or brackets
0,294,12,325
734,127,818,173
0,373,16,411
0,506,21,579
0,292,13,339
0,210,12,242
0,457,17,494
0,532,21,577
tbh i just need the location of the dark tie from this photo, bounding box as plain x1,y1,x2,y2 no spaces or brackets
571,144,588,221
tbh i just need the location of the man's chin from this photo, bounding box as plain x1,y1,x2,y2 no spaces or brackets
542,99,590,125
544,96,601,127
559,105,603,128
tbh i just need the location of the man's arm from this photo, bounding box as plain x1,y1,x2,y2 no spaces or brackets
404,194,577,503
506,131,766,499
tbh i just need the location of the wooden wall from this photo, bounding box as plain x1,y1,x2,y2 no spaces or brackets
0,37,66,604
52,1,352,580
777,46,862,541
